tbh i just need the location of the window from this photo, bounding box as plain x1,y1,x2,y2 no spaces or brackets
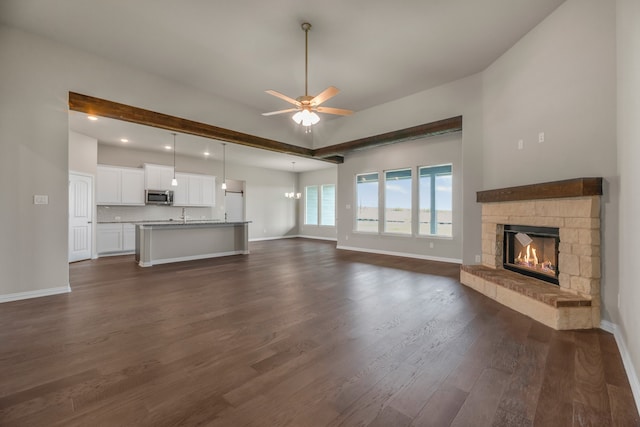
419,164,452,236
305,185,318,225
384,169,412,234
320,184,335,226
355,173,379,232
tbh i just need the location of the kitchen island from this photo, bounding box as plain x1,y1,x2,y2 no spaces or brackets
135,221,250,267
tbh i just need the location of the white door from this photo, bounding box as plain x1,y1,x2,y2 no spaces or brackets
69,173,93,262
225,191,244,222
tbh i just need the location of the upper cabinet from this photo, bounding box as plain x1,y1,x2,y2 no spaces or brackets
173,173,216,207
98,164,215,207
97,165,145,206
144,164,174,190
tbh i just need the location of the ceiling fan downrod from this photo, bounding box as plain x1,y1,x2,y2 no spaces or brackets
302,22,311,97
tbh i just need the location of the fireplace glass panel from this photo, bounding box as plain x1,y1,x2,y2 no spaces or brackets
503,225,559,285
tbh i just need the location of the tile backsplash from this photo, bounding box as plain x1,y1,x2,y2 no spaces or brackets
97,205,218,223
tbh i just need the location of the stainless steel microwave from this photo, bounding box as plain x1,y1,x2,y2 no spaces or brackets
145,190,173,205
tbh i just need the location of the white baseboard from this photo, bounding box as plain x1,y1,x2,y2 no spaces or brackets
249,235,298,242
336,245,462,264
0,285,71,303
138,250,246,267
97,251,135,258
601,320,640,412
297,235,338,242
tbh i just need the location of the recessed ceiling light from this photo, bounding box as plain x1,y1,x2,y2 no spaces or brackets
87,115,98,121
164,145,172,150
120,138,129,143
204,151,210,156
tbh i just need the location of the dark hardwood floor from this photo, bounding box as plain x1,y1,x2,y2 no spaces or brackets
0,238,638,426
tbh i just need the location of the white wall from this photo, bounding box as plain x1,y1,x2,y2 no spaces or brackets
97,144,297,240
0,24,304,298
327,74,484,264
68,131,97,176
299,167,338,240
338,133,463,262
228,163,298,240
617,0,640,405
482,0,618,323
97,144,225,220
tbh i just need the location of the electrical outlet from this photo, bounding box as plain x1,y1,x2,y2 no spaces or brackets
538,132,545,143
429,242,434,249
517,139,524,150
115,216,121,221
475,255,481,263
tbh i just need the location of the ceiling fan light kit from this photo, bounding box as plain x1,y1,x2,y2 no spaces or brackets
292,109,320,126
263,22,353,130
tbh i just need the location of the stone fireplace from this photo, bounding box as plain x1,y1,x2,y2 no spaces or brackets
460,178,602,330
503,224,559,285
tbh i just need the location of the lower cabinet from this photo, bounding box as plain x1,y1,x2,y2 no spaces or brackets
97,223,136,255
122,224,136,251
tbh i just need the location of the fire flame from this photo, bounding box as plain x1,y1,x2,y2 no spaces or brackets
516,243,553,273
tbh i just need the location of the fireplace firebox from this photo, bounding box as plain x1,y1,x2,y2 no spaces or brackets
503,224,560,285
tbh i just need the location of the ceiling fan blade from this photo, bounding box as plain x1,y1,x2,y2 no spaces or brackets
316,106,353,116
262,108,299,117
311,86,340,106
265,90,301,107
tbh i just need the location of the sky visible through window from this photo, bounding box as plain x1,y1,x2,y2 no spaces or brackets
357,175,452,209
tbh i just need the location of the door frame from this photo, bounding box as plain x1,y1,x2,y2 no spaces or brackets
69,170,96,261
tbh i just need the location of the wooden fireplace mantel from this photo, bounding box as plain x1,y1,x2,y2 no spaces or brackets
476,177,603,203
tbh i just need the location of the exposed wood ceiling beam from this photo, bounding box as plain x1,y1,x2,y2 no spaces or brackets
313,116,463,158
68,92,327,162
69,93,463,165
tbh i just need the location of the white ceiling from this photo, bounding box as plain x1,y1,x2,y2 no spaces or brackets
2,0,566,171
69,111,334,172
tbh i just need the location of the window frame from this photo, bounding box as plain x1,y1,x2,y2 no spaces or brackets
383,168,413,236
418,164,453,237
354,172,380,233
304,185,319,226
320,184,336,227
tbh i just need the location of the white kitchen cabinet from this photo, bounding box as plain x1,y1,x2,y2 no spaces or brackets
172,172,190,206
144,164,174,190
97,223,136,254
122,223,136,251
96,166,121,205
201,176,216,205
120,168,145,204
173,173,216,207
97,223,125,254
96,165,144,206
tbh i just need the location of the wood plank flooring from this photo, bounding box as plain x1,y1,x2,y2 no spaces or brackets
0,238,638,426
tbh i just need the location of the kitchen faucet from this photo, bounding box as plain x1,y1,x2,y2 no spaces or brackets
181,207,187,223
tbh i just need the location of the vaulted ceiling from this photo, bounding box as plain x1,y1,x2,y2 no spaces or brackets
1,0,566,170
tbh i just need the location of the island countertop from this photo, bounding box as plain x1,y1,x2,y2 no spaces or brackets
135,221,250,267
136,220,250,228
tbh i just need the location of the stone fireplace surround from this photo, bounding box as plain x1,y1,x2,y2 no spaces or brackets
460,178,602,330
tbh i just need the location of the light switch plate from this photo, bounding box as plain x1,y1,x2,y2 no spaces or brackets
34,195,48,205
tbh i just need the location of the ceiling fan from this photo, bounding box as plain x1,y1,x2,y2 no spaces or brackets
262,22,353,128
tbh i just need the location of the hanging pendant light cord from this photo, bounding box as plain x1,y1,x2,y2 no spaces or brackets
173,133,176,179
221,143,227,190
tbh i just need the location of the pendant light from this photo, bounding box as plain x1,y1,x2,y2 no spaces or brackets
221,143,227,190
285,161,301,199
171,133,178,186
